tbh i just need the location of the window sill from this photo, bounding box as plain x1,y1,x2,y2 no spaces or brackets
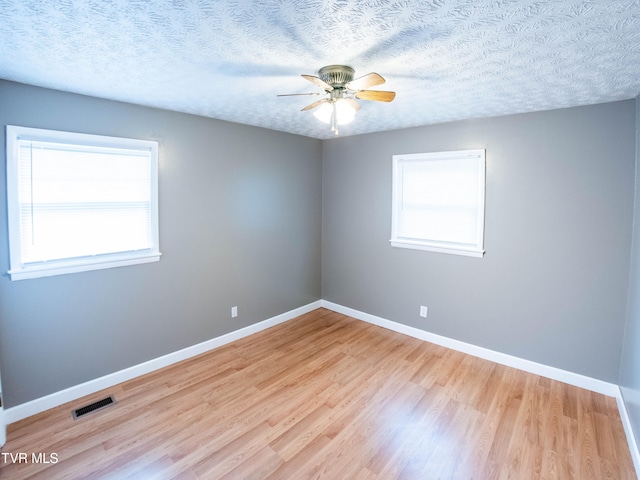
8,252,161,281
390,240,484,258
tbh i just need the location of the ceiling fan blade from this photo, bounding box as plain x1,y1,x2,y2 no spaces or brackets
277,93,324,97
301,99,327,111
344,98,361,111
301,74,334,91
346,72,385,90
354,90,396,102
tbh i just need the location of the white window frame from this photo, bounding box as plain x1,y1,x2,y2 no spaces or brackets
391,149,486,257
6,125,161,280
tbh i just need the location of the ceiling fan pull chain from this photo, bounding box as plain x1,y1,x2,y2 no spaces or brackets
331,102,339,135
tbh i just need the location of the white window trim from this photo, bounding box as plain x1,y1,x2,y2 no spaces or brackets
390,149,486,258
6,125,161,280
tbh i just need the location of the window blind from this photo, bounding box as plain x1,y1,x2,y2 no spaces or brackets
391,149,485,257
17,139,154,264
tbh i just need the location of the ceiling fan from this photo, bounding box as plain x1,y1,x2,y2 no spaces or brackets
278,65,396,135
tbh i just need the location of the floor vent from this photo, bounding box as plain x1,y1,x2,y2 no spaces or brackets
72,396,116,419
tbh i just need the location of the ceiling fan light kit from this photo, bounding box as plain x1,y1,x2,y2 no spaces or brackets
313,99,356,126
279,65,396,136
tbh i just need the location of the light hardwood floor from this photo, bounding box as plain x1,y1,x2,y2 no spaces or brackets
0,308,636,479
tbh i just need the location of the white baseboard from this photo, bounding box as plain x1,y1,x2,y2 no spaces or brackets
4,301,322,425
616,387,640,478
321,301,619,397
0,408,5,447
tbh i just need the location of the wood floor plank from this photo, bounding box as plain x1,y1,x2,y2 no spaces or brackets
1,308,636,479
218,446,283,480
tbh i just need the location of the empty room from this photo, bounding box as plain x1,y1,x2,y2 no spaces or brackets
1,1,640,479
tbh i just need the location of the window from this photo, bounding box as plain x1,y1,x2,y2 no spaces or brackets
6,125,160,280
391,149,485,257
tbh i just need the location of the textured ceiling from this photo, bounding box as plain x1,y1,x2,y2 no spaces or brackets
0,0,639,139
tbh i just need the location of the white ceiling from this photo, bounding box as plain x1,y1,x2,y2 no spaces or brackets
1,0,639,139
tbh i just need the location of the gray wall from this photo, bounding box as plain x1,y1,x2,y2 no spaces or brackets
0,80,322,407
0,79,636,411
620,95,640,446
322,101,636,383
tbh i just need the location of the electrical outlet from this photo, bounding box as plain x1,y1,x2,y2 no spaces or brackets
231,306,238,318
419,306,428,318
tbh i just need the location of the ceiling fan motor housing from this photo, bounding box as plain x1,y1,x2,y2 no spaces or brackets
318,65,355,89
